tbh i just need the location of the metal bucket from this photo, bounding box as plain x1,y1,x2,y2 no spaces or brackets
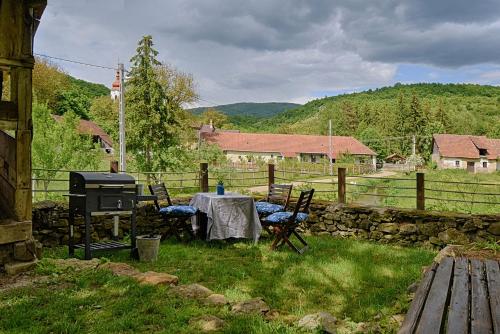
136,235,161,262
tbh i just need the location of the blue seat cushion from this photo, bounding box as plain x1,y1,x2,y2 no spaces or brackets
159,205,197,216
264,211,309,224
255,202,284,216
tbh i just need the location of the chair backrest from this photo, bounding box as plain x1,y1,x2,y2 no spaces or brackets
290,189,315,221
267,183,293,210
148,183,173,210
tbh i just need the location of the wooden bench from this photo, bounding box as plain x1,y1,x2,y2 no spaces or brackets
399,257,499,334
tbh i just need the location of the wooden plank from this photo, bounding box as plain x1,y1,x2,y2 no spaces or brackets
398,262,439,334
415,257,454,334
447,257,470,334
485,260,500,334
471,259,493,334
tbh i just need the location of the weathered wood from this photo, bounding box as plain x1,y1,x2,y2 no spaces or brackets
399,262,439,334
200,162,208,192
268,163,275,187
415,257,454,334
446,257,470,334
337,167,346,204
470,259,493,334
416,172,425,210
485,260,500,334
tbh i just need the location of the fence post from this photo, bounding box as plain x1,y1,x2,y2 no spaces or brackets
110,160,119,173
338,167,346,204
200,162,209,192
417,172,425,210
268,163,275,187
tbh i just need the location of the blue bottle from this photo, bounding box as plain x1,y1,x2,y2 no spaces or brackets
216,183,225,195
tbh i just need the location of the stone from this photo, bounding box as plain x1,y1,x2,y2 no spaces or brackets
407,282,419,293
51,258,101,271
204,294,228,306
136,271,178,286
0,221,32,245
487,222,500,236
417,222,440,236
13,242,33,261
5,259,38,275
369,231,383,239
264,309,281,321
171,283,213,299
189,315,225,332
378,223,399,233
429,236,443,246
231,297,270,315
99,262,141,277
438,228,468,245
298,312,337,333
434,245,461,263
399,224,417,235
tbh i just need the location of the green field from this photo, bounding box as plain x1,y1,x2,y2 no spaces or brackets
0,237,435,333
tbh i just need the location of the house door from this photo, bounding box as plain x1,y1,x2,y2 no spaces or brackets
467,161,475,173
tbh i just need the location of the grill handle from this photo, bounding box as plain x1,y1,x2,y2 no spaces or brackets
64,194,86,198
99,184,126,188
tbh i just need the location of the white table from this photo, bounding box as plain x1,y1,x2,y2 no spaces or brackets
190,192,262,243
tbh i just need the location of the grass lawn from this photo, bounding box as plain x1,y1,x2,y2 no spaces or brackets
0,236,435,333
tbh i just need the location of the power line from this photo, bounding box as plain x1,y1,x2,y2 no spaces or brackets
34,53,117,70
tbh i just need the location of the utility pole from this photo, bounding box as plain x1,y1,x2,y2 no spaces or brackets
412,134,416,156
329,119,333,175
118,63,126,172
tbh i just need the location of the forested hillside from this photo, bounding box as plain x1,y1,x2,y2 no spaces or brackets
241,83,500,159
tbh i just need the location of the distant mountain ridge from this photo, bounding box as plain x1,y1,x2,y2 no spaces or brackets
189,102,301,118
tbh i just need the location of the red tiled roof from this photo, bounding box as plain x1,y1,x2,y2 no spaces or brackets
52,115,113,147
202,132,376,158
433,134,500,159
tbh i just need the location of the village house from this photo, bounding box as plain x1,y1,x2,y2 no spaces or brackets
52,115,114,154
432,134,500,173
200,125,377,167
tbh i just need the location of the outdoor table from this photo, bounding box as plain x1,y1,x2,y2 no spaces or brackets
190,192,262,243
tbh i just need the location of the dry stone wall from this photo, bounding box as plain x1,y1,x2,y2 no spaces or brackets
31,200,500,249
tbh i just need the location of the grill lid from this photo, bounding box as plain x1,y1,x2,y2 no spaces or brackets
71,172,135,184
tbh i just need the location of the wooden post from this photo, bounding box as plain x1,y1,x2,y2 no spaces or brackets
338,167,346,204
200,162,208,192
268,163,275,187
109,160,119,173
417,172,425,210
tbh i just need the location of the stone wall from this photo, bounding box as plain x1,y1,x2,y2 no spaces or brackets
0,220,42,273
31,200,500,249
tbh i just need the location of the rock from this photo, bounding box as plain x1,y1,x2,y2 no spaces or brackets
171,283,213,299
99,262,140,277
136,271,178,286
407,282,419,293
378,223,399,233
417,222,440,236
369,231,383,240
231,297,270,315
433,245,461,263
51,258,101,271
13,241,34,261
399,224,417,235
264,309,281,321
429,236,443,246
488,222,500,236
298,312,337,333
438,228,468,245
5,259,38,275
204,294,228,306
189,315,225,332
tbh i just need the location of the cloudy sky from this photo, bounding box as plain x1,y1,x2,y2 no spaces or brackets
35,0,500,106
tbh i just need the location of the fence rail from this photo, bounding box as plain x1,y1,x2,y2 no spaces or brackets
32,161,499,214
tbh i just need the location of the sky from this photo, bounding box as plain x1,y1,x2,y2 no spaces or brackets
35,0,500,106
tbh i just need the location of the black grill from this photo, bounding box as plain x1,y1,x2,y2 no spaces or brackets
68,172,138,260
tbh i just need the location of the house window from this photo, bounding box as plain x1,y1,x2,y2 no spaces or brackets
479,149,487,156
483,162,487,168
455,161,460,167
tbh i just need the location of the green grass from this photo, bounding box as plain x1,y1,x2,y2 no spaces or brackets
1,237,435,333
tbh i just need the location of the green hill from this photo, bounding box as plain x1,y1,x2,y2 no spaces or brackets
190,102,300,118
239,83,500,158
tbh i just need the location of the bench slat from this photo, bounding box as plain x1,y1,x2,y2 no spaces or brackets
485,260,500,334
446,257,470,334
398,262,438,334
415,257,454,334
471,259,493,334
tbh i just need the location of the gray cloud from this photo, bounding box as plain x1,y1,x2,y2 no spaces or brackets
34,0,500,105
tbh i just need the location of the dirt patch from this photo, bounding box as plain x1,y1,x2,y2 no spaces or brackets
0,272,50,292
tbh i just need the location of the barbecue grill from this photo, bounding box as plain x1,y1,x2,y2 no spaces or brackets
68,172,137,260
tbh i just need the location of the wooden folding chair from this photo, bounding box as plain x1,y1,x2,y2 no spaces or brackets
257,184,292,235
264,189,314,254
149,183,197,241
